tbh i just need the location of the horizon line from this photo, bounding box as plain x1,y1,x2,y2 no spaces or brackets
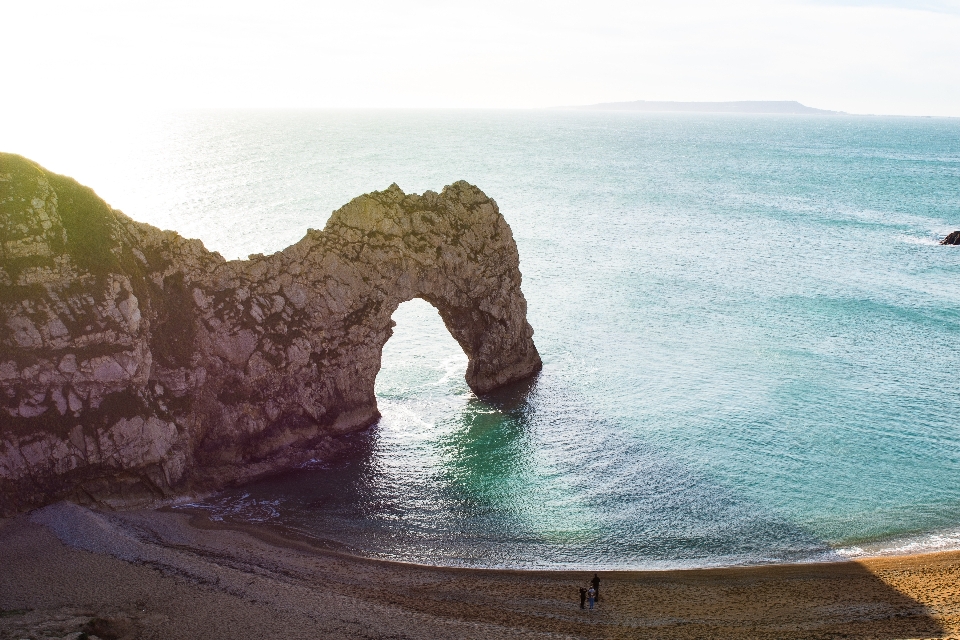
1,104,957,119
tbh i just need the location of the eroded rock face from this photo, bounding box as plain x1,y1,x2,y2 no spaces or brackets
0,153,541,514
941,231,960,245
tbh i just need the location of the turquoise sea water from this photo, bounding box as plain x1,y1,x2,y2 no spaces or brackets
5,110,960,568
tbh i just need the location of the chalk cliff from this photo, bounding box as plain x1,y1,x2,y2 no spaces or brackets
0,153,541,515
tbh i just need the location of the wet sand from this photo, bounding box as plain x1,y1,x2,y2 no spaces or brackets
2,502,959,639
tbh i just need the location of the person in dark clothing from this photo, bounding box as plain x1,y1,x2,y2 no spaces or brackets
579,586,587,609
591,573,601,602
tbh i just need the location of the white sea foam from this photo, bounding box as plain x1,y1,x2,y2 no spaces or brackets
178,493,281,523
898,234,943,246
835,528,960,559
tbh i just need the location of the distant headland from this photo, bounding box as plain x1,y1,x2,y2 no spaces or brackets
568,100,843,115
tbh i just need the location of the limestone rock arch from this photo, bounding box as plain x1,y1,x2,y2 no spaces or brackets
0,153,541,513
298,181,542,413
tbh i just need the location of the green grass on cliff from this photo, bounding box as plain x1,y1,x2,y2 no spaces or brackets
48,173,123,276
0,153,122,277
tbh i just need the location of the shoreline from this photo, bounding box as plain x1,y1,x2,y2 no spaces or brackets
3,503,960,638
172,503,960,573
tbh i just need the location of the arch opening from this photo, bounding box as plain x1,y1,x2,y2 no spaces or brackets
375,298,469,402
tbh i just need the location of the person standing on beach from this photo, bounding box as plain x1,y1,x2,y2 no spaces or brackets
579,586,587,609
587,586,595,610
591,573,601,602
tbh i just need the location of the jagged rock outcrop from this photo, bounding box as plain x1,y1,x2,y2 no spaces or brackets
0,153,541,515
941,231,960,245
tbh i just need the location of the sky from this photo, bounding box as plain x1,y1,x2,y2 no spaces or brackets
3,0,960,115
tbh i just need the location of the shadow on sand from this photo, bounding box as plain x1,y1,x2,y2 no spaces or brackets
160,370,949,638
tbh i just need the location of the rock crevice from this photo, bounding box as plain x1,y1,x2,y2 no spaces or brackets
0,154,541,514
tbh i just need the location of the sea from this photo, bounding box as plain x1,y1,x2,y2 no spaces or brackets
4,109,960,569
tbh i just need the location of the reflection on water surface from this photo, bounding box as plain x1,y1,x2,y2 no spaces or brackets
146,112,960,568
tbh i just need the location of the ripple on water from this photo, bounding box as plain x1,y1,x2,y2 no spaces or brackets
34,110,958,568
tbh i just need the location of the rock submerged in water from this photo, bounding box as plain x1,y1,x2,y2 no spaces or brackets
941,231,960,245
0,153,542,515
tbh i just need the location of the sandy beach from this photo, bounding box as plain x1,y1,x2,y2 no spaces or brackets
0,503,958,639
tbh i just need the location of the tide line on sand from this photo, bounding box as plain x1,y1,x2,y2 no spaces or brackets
2,502,960,639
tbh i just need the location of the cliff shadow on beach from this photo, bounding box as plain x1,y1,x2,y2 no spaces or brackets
158,369,952,638
0,500,952,639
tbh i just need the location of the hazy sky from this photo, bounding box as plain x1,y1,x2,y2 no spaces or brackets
4,0,960,115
